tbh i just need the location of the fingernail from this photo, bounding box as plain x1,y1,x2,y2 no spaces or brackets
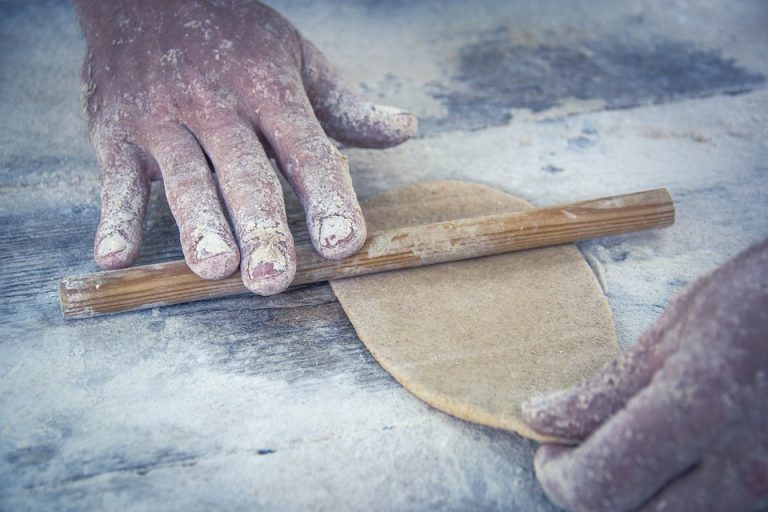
188,232,239,279
195,232,233,260
247,245,289,280
97,233,128,258
245,248,294,295
372,104,405,115
319,215,353,248
395,112,418,135
372,105,418,133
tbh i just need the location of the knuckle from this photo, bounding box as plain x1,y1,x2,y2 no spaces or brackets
284,133,346,172
218,155,278,195
166,159,209,186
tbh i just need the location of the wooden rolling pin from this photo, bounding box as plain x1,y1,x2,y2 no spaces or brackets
60,188,674,319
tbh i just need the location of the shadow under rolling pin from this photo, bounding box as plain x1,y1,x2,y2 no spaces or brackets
60,188,675,319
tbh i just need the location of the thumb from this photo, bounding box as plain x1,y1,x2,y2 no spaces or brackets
300,38,418,149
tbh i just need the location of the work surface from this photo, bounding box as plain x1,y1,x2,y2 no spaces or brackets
2,1,767,510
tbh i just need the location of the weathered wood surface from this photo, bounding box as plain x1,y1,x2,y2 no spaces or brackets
1,1,767,511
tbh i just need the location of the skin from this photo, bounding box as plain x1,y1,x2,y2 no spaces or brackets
74,0,417,295
522,238,768,512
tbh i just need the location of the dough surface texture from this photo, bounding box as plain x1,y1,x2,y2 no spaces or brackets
330,181,619,441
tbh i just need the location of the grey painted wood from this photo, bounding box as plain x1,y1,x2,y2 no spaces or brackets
2,1,767,510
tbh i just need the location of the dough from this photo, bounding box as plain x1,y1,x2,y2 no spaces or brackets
330,181,619,442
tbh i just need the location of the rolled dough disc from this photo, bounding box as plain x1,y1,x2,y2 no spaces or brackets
330,181,619,442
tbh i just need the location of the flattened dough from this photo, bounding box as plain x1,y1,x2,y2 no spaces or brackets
330,181,619,442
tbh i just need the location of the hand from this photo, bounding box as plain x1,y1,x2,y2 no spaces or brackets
522,239,768,512
75,0,417,295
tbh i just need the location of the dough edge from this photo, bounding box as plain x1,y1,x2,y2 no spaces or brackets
331,181,619,443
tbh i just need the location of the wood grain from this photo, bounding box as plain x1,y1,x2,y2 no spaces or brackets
59,188,674,319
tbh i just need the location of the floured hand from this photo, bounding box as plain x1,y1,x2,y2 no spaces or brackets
522,239,768,512
75,0,416,294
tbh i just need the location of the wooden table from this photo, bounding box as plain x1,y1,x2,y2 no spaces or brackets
2,1,767,510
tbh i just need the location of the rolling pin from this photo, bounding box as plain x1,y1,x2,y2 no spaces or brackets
60,188,674,319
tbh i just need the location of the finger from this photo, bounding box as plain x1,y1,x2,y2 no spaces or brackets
521,273,712,440
92,141,149,269
193,117,296,295
300,38,417,149
147,125,239,280
532,356,724,512
256,78,366,260
638,446,768,512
